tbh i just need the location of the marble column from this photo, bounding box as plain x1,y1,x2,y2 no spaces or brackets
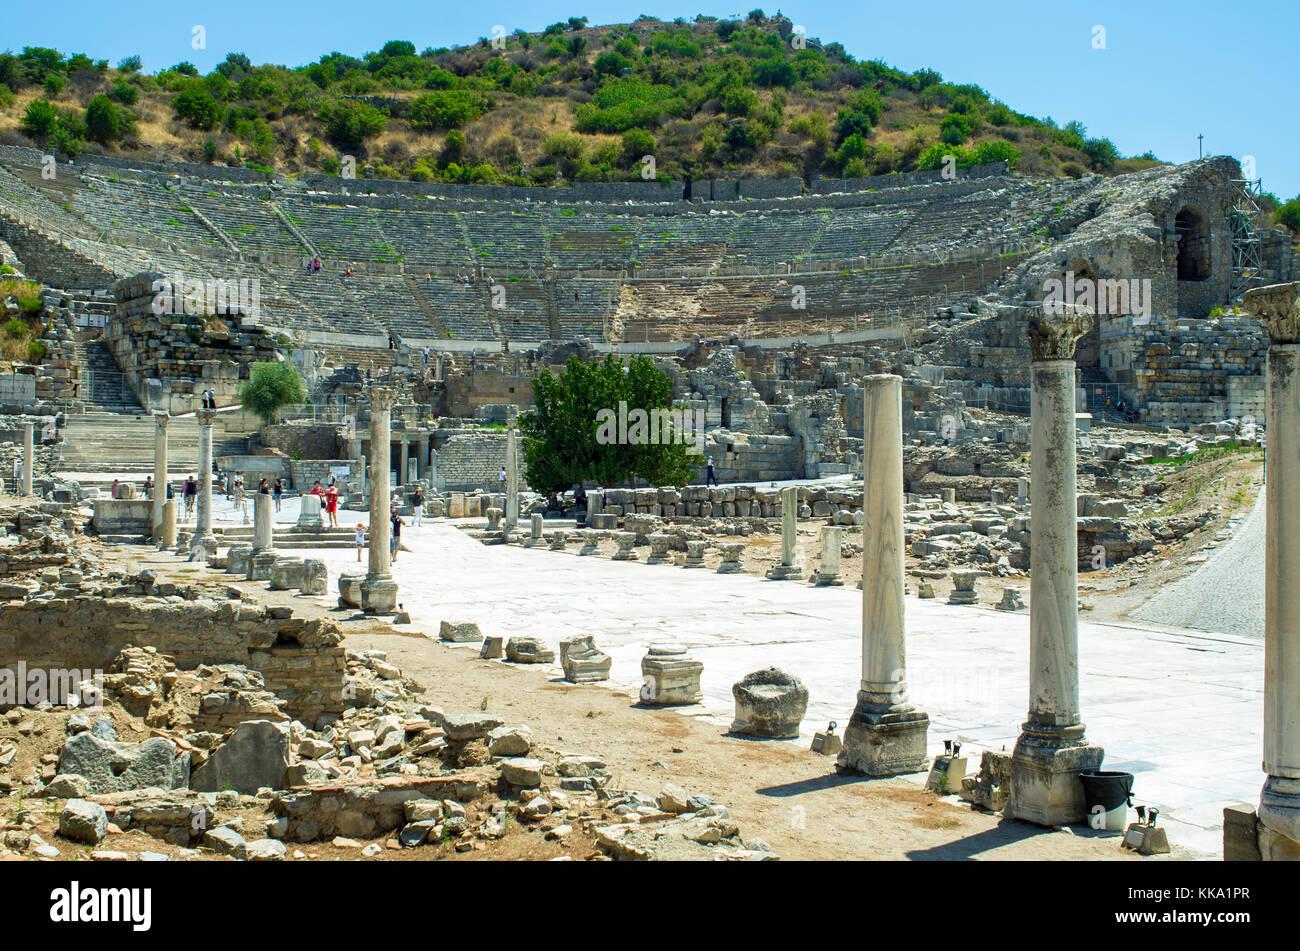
838,374,929,776
190,407,218,562
248,491,276,579
1004,305,1103,826
813,525,844,586
20,420,33,497
765,486,804,580
398,438,409,487
1243,283,1300,858
361,386,398,613
152,412,169,544
505,422,520,532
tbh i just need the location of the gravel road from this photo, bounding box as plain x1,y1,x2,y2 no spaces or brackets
1133,490,1265,639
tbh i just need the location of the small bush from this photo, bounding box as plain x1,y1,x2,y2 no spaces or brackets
4,318,29,339
26,340,46,362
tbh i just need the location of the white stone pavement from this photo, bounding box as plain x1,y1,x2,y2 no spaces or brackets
268,509,1263,859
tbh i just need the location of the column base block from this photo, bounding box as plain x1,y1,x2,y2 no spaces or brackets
1003,732,1104,827
361,577,399,614
1259,776,1300,859
248,552,277,581
837,704,930,777
811,572,843,586
765,564,805,581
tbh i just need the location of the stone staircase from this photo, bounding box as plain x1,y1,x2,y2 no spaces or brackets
214,524,357,550
58,412,201,473
71,338,142,413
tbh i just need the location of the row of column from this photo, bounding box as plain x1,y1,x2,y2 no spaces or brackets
842,306,1101,829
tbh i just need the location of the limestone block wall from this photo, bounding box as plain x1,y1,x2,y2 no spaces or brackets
436,432,510,490
0,598,347,725
261,422,341,461
289,459,353,492
91,499,152,535
1099,314,1267,423
108,272,282,414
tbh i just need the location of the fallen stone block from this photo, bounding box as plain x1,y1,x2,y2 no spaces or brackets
506,637,556,664
440,620,482,643
58,732,189,794
191,720,291,795
730,667,808,738
60,799,108,844
559,635,612,683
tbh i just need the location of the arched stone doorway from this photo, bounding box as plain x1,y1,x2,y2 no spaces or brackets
1174,206,1210,282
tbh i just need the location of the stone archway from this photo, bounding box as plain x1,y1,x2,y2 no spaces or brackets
1174,206,1211,282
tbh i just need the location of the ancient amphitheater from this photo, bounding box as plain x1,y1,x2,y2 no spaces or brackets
3,137,1300,871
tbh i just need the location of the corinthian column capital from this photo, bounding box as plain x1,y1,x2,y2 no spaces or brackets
1025,303,1093,362
368,385,397,413
1243,282,1300,345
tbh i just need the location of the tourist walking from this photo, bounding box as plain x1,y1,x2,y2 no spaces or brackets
183,475,197,518
273,478,284,512
498,466,506,494
355,521,367,561
144,475,153,497
410,487,423,528
390,508,404,562
325,482,339,528
705,455,719,486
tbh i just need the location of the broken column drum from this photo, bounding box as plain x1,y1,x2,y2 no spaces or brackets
640,644,703,706
249,493,276,580
731,667,808,738
1004,306,1103,826
20,420,33,497
813,526,844,586
839,374,930,777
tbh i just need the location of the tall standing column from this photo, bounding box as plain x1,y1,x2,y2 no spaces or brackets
362,386,398,613
1004,306,1103,826
152,412,169,544
505,422,520,532
765,485,804,580
839,374,929,775
1244,283,1300,859
20,420,33,497
398,439,409,487
190,407,218,562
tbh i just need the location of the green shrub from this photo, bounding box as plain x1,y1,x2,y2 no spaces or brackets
117,55,142,73
20,99,59,138
409,90,490,130
1275,198,1300,233
4,318,29,338
26,340,46,362
172,84,224,130
86,94,136,144
318,99,388,150
108,81,138,105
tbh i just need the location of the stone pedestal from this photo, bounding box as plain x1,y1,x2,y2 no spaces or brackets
948,569,980,605
813,526,843,585
485,507,502,532
560,636,612,683
547,531,568,551
338,571,364,609
578,530,599,556
226,544,253,576
1243,283,1300,856
1004,308,1103,826
716,542,745,573
249,551,277,581
611,532,638,560
765,485,804,580
362,386,398,614
682,540,706,568
190,408,218,563
20,421,33,497
840,375,929,777
151,412,169,543
645,533,672,565
298,494,324,531
523,513,544,548
640,644,703,706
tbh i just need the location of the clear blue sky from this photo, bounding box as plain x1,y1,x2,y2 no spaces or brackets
10,0,1298,199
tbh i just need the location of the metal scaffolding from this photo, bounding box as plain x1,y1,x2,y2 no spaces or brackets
1229,178,1264,300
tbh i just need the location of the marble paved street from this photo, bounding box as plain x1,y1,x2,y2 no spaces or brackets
272,508,1263,859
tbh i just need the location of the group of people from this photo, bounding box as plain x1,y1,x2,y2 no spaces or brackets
109,474,201,519
1114,398,1142,423
352,508,407,563
307,479,341,528
305,256,321,273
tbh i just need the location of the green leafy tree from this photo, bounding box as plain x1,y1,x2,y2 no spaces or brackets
21,99,59,139
85,94,136,144
117,54,142,74
1276,197,1300,233
519,355,701,493
239,360,306,424
318,99,388,150
173,84,224,129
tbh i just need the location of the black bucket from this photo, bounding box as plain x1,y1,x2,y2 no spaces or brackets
1080,770,1134,812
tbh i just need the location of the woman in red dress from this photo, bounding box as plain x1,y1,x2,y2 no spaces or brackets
325,483,339,528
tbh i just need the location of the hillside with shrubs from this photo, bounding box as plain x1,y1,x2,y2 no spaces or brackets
2,9,1295,225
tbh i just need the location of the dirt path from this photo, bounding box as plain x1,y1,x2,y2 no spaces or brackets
342,627,1155,861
